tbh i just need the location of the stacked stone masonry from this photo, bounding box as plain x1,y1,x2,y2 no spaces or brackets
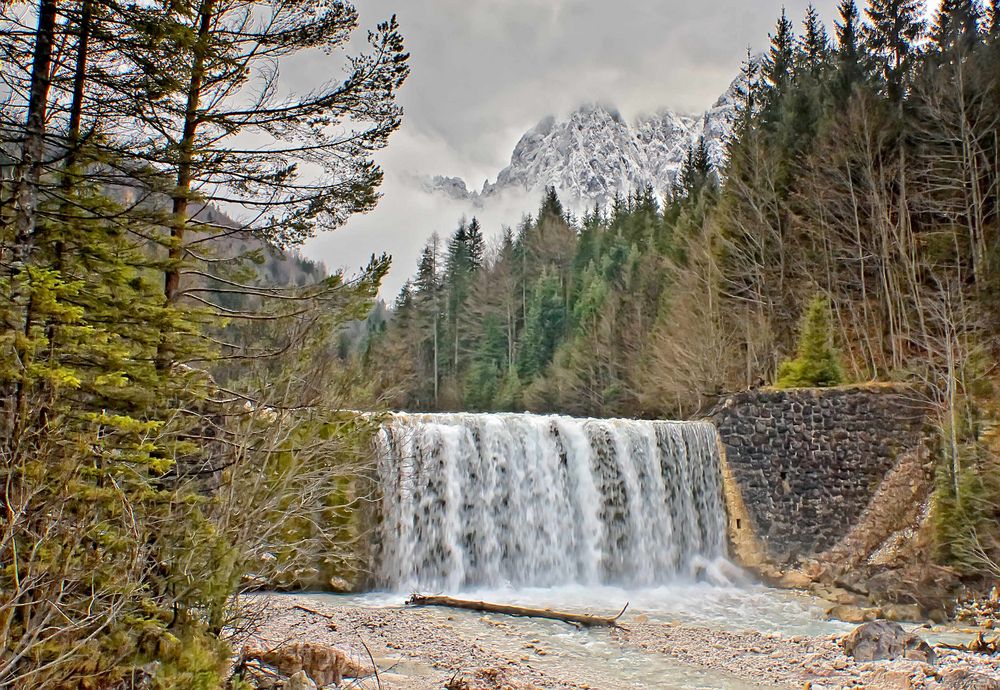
711,387,927,565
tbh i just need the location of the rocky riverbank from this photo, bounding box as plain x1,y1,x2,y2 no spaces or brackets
230,594,1000,689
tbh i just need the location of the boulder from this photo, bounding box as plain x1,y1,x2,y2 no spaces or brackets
284,671,318,690
828,605,879,623
842,621,936,664
328,575,354,593
828,587,866,607
940,669,1000,690
902,639,936,664
778,570,815,589
883,603,925,623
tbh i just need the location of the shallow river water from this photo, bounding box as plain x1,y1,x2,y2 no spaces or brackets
302,582,856,689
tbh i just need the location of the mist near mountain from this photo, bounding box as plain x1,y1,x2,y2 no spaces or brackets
424,86,736,212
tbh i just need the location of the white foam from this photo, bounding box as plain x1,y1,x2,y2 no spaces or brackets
374,412,729,591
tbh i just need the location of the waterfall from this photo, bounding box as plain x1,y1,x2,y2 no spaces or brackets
373,412,729,591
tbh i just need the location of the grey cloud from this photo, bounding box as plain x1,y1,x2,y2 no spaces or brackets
298,0,879,295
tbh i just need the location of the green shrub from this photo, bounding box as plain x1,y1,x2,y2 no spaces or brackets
775,295,845,388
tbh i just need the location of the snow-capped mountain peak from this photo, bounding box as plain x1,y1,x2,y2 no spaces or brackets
425,85,737,211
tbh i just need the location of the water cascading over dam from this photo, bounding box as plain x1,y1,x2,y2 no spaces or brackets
373,413,729,591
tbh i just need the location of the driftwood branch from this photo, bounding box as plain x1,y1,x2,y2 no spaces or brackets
404,594,628,628
936,632,999,655
292,604,336,620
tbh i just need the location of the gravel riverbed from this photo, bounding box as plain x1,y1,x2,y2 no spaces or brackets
236,594,1000,689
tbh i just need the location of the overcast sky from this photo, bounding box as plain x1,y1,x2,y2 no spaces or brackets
298,0,940,297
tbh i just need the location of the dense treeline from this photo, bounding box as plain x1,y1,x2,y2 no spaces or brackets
368,0,1000,577
1,1,406,687
367,172,716,417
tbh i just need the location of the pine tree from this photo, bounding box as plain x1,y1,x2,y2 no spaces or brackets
775,295,845,388
678,137,716,199
762,8,797,119
833,0,868,100
865,0,924,100
444,218,485,378
414,234,444,406
125,1,408,311
465,217,486,271
518,269,566,380
800,4,832,76
932,0,984,54
539,185,565,221
733,47,761,136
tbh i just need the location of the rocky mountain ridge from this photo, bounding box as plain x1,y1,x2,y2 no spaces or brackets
424,83,737,211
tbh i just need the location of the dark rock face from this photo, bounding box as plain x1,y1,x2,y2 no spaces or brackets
842,620,936,664
712,387,926,564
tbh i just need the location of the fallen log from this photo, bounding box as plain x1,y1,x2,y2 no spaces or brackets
405,594,628,628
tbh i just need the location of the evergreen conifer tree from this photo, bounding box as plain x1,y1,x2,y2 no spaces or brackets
800,4,832,76
464,315,507,409
733,47,761,136
517,270,566,379
932,0,984,54
414,234,444,405
775,295,845,388
865,0,924,100
762,9,797,119
833,0,868,100
444,218,485,377
678,138,716,199
539,186,565,220
465,217,486,271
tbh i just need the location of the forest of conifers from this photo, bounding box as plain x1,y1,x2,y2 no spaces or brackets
366,0,1000,578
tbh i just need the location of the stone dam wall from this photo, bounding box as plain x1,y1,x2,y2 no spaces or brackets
710,386,928,567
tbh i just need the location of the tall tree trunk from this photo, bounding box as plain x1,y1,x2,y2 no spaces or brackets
10,0,58,267
8,0,58,442
64,0,92,178
39,0,94,420
165,0,215,304
432,310,439,405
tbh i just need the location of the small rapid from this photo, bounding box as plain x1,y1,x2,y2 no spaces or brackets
373,412,730,592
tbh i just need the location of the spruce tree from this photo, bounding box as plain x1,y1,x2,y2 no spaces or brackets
762,8,797,119
518,270,566,380
464,315,507,409
539,186,565,220
678,137,715,199
465,217,486,271
733,47,761,136
833,0,868,100
445,218,485,377
800,4,832,76
865,0,924,100
775,295,845,388
414,234,444,405
932,0,984,54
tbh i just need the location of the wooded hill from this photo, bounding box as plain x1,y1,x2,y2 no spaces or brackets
365,0,1000,580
